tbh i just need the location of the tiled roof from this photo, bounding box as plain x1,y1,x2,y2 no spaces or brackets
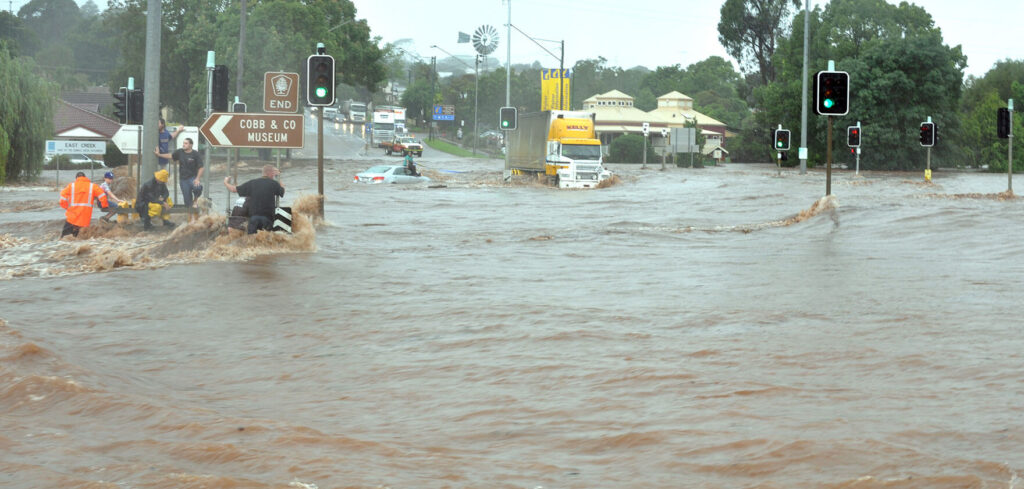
54,99,121,139
61,86,115,108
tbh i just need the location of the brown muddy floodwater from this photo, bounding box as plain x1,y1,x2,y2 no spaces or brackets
1,156,1023,489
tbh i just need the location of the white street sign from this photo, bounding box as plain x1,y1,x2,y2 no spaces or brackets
46,140,106,155
112,124,142,154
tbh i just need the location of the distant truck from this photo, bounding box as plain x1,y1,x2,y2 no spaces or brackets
377,105,407,134
371,108,395,147
506,110,612,189
343,100,367,122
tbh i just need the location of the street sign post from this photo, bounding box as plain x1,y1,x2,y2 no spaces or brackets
111,125,142,154
46,140,106,155
432,105,455,121
263,72,300,113
199,113,304,149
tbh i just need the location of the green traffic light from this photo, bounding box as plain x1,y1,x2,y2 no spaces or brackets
823,99,834,109
315,87,327,98
776,141,783,148
501,121,508,127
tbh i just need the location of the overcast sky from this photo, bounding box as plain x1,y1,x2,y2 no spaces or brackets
353,0,1016,79
17,0,1013,79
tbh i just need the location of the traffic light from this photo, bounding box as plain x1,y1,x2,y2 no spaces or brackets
306,55,335,106
813,70,850,116
773,128,790,150
233,102,247,113
997,108,1011,139
212,64,229,112
847,126,861,147
499,106,517,130
919,121,936,147
128,89,144,125
113,87,127,123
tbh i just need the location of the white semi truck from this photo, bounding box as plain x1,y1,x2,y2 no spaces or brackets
506,110,612,189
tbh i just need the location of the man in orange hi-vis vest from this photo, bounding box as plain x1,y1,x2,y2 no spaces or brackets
59,171,108,238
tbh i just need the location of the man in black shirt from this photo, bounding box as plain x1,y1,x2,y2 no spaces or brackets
223,165,285,234
162,137,204,216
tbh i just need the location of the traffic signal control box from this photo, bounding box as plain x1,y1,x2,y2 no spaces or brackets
919,121,936,147
773,128,790,151
997,108,1011,139
499,106,517,130
813,70,850,116
306,55,335,106
847,126,861,147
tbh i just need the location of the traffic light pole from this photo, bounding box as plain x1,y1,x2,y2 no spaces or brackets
826,116,833,196
318,108,324,216
1009,99,1014,193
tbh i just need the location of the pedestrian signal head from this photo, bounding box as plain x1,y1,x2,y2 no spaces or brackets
919,121,935,147
847,126,861,147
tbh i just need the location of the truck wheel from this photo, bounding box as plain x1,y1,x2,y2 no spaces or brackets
386,148,391,155
417,152,422,157
554,175,560,187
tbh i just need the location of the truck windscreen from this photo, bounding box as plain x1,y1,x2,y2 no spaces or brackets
374,123,395,131
562,144,602,161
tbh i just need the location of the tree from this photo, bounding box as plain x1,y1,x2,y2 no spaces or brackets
718,0,800,85
740,1,965,169
0,44,58,183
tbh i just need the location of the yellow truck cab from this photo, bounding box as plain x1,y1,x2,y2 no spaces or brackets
507,110,612,189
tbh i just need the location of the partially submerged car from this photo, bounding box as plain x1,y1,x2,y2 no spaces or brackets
353,165,430,184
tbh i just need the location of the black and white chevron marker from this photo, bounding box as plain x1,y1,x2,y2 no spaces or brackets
273,206,292,233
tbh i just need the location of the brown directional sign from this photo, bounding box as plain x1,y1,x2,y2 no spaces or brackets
199,112,304,149
264,72,300,113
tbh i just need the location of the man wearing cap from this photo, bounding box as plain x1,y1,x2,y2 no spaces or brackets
135,169,174,231
98,171,125,222
59,171,109,238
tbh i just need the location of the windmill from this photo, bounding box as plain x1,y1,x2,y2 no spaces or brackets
471,24,499,66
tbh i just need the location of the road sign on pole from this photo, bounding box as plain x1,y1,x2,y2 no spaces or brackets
112,125,142,154
46,140,107,155
264,72,300,113
199,113,304,148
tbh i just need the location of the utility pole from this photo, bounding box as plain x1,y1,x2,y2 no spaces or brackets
504,0,511,174
140,0,161,182
799,0,809,174
237,0,246,97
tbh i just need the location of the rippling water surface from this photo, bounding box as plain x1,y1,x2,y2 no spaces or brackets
2,152,1023,489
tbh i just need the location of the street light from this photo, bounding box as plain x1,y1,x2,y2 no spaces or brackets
431,44,480,155
509,23,565,110
328,18,358,32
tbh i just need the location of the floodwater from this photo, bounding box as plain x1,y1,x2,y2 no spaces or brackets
2,143,1024,489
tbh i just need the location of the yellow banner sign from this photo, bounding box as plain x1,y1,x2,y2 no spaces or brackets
541,69,571,111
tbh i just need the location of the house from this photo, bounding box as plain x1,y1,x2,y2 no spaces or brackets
583,90,730,163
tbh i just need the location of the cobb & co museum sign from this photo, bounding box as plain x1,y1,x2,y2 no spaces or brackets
200,113,304,149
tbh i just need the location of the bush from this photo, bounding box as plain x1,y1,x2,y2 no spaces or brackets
607,134,658,163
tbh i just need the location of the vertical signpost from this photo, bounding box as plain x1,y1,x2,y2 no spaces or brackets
813,61,850,196
306,44,335,216
1000,100,1014,192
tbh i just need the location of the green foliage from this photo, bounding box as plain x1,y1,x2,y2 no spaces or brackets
606,134,658,164
0,44,58,183
747,1,966,170
718,0,800,85
103,0,385,124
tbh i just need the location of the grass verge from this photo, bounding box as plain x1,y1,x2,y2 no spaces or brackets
424,139,490,158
